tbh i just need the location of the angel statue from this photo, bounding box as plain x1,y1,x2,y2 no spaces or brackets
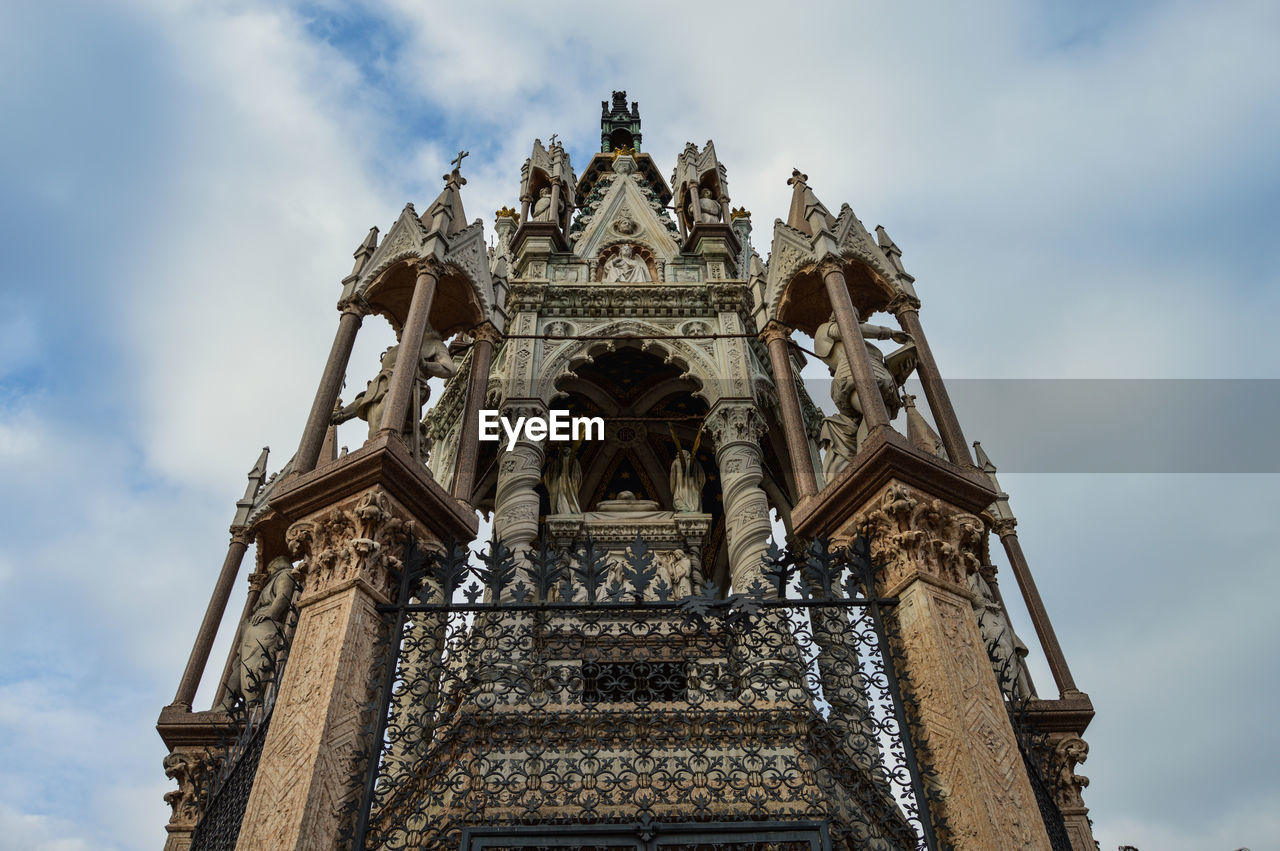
544,444,583,515
815,313,916,476
668,425,706,513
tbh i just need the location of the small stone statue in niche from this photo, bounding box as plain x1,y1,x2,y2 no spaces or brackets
531,186,564,223
333,330,458,440
218,556,297,711
602,245,652,282
686,187,722,225
544,444,583,515
668,425,706,513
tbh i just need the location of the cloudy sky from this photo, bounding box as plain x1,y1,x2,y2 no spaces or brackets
1,0,1277,848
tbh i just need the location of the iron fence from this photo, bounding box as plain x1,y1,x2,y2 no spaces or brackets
346,535,944,851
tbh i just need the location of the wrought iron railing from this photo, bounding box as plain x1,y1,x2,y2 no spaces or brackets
346,535,944,851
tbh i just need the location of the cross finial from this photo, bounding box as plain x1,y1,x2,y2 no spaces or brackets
451,150,470,170
549,133,559,146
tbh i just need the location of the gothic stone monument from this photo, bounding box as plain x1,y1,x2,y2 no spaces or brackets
157,91,1096,851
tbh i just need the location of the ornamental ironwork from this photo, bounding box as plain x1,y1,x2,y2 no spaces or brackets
345,534,946,851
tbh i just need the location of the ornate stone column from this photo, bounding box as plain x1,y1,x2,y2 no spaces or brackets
759,321,818,500
297,296,367,473
235,490,414,850
889,294,972,466
819,258,891,430
704,401,771,591
451,321,501,503
492,400,548,557
234,432,476,850
379,260,440,437
859,481,1053,850
171,530,252,709
161,748,218,851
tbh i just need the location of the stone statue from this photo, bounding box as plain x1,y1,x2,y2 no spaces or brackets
603,245,651,282
333,330,458,440
668,426,706,512
813,313,917,476
531,186,564,223
970,566,1035,699
655,548,694,599
686,187,722,225
218,556,297,710
544,445,583,515
814,313,915,422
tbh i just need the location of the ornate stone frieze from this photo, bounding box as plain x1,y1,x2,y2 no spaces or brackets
857,482,984,593
286,490,415,604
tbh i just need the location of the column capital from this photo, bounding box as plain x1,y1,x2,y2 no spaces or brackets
886,291,922,314
992,516,1019,537
757,319,793,345
336,293,371,317
414,256,446,278
817,255,845,279
470,321,503,346
286,490,414,605
704,400,767,449
228,528,254,548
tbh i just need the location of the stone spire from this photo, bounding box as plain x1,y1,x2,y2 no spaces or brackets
974,440,1015,522
232,446,270,528
904,395,946,459
875,225,911,280
349,226,380,280
422,151,470,237
785,169,836,237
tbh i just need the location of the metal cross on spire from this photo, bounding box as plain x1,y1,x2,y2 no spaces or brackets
451,150,470,170
549,133,559,146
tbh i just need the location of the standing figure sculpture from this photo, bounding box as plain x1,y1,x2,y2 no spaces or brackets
603,245,651,282
531,186,564,224
814,313,916,476
333,329,458,441
686,187,722,225
668,426,706,513
655,549,694,599
218,556,297,711
544,445,583,515
970,566,1035,700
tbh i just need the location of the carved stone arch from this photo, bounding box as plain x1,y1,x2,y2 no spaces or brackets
538,319,720,407
595,241,658,282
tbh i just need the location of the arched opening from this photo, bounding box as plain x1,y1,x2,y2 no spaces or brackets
608,127,634,152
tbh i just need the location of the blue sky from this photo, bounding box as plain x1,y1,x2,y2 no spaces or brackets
1,1,1277,848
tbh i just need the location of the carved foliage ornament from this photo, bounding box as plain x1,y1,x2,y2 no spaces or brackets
286,490,415,602
859,483,983,591
163,750,216,828
703,404,766,449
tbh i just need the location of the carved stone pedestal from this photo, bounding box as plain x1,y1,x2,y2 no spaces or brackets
233,435,476,850
795,431,1053,850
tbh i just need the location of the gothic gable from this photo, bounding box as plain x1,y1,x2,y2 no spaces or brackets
571,158,681,266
